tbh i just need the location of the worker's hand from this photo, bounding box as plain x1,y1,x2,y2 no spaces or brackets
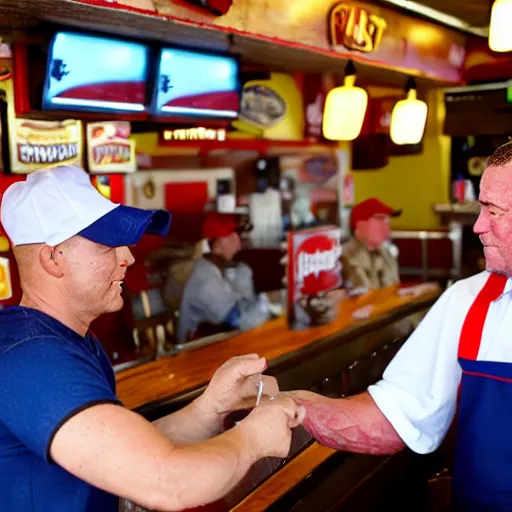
238,396,306,459
197,354,279,418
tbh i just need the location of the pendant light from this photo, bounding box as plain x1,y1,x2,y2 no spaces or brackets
322,61,368,141
489,0,512,52
390,77,428,145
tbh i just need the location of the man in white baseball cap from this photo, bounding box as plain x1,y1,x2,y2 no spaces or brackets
0,165,303,512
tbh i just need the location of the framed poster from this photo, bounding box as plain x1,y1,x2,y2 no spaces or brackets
9,118,83,174
87,121,136,173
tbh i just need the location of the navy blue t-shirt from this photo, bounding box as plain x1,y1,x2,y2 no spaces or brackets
0,306,122,511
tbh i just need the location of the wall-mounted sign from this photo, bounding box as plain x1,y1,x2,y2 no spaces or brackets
304,73,329,141
287,226,342,330
329,3,387,53
238,85,286,130
87,121,136,174
10,119,83,174
299,155,338,184
0,256,12,301
162,127,227,142
231,73,304,141
0,42,12,81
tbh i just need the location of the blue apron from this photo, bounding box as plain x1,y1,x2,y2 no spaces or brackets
453,273,512,511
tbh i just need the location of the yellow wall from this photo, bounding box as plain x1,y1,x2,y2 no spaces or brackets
350,89,450,230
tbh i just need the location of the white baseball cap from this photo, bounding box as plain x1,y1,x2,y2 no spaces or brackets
0,165,171,247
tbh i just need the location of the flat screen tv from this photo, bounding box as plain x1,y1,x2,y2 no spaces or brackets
42,31,150,114
151,47,240,120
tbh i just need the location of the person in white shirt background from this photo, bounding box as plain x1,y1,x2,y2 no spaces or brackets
289,141,512,512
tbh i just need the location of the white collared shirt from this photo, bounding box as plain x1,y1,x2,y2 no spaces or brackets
368,271,512,454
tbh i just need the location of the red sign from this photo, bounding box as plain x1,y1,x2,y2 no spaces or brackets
287,226,342,330
180,0,233,15
303,73,327,141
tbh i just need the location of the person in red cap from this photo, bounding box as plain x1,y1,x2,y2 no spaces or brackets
179,212,273,342
341,197,402,290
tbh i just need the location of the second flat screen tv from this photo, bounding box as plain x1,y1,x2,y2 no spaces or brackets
42,31,150,114
151,48,240,120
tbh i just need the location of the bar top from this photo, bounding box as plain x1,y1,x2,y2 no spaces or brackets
116,285,440,410
231,441,335,511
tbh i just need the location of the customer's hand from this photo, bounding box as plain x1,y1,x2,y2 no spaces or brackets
238,396,306,459
197,354,279,417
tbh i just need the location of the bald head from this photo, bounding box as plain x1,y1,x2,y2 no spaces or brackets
13,238,79,282
13,244,43,276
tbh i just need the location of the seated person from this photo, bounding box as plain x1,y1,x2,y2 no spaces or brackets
146,240,205,312
342,197,401,291
178,213,271,342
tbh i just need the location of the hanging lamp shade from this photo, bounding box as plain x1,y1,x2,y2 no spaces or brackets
390,79,427,145
489,0,512,52
322,62,368,141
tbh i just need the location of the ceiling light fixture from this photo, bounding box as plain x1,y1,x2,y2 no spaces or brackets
322,61,368,141
489,0,512,52
390,77,428,145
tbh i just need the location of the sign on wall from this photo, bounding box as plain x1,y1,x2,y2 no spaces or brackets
87,121,136,174
161,127,227,143
0,256,12,301
231,73,304,140
329,3,387,53
10,119,83,174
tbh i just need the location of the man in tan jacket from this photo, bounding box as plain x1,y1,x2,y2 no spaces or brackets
342,198,401,290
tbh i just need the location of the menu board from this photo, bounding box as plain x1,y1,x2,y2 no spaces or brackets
87,121,136,173
9,118,83,174
287,226,342,330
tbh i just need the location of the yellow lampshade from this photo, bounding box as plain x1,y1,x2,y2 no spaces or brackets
489,0,512,52
322,75,368,141
390,89,427,145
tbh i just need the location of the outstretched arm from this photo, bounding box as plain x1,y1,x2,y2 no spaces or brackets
290,390,405,455
155,355,279,444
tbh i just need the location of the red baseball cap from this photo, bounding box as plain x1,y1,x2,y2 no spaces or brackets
202,212,251,240
350,198,401,230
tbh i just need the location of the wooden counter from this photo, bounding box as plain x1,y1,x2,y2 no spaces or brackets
231,442,335,512
116,285,440,511
117,285,440,411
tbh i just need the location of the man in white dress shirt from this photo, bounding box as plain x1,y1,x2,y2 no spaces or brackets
291,141,512,511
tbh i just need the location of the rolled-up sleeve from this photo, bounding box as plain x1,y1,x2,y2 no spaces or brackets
368,283,467,454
